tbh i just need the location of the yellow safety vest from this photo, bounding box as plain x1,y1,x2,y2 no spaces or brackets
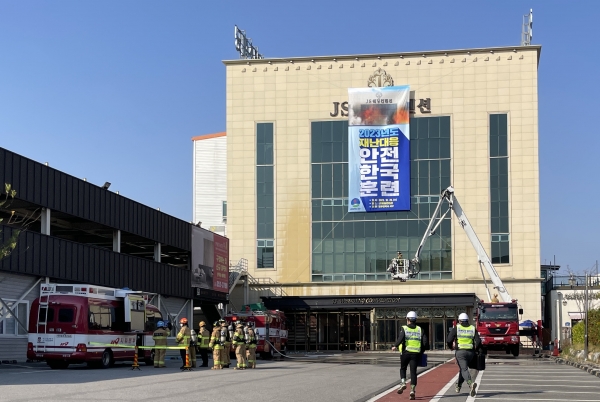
402,325,422,353
457,325,475,349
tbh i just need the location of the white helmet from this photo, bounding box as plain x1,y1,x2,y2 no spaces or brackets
458,313,469,322
406,311,417,321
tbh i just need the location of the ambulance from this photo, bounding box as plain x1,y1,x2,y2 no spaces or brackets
27,283,163,369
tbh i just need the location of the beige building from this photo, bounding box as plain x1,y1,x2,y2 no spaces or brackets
224,45,542,351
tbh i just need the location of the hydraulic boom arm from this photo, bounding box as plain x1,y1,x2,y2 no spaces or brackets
410,186,513,302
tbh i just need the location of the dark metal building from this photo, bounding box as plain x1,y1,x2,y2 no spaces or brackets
0,147,224,361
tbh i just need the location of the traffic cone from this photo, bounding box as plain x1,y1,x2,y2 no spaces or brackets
181,346,192,371
131,346,141,370
552,338,559,356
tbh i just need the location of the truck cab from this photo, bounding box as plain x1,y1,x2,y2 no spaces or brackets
476,301,522,356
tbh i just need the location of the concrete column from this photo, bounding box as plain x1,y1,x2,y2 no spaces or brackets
112,230,121,253
40,208,51,235
154,243,161,263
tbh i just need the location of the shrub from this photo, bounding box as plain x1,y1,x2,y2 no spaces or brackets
571,308,600,345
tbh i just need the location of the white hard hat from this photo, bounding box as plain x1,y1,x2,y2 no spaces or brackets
406,311,417,320
458,313,469,322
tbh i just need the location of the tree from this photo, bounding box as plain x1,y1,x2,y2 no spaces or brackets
0,183,19,260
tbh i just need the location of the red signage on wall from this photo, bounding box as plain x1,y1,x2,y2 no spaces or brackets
213,235,230,293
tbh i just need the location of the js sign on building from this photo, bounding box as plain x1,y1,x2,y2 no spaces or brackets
347,86,411,212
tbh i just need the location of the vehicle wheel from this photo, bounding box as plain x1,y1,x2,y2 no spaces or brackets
100,349,113,369
144,350,155,366
512,346,520,357
47,360,69,370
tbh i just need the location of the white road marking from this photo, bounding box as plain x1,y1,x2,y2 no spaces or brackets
465,369,485,402
9,370,50,374
364,357,454,402
429,373,459,402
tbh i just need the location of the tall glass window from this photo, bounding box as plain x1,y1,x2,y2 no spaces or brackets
311,117,452,282
257,123,274,268
490,114,509,264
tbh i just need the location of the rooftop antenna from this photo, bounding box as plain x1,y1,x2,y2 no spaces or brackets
521,9,533,46
234,25,264,60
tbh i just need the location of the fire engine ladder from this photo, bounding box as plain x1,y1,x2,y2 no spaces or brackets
37,284,54,353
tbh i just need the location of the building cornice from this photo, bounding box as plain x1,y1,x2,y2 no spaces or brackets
223,45,542,66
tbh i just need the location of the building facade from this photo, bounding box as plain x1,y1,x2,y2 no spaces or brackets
192,132,227,236
224,45,542,350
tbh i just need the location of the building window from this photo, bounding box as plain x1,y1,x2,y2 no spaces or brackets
222,201,227,222
257,239,275,269
0,300,28,336
490,114,509,264
311,117,452,282
257,123,274,268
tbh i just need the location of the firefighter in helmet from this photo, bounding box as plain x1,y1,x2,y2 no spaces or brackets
176,317,196,368
152,321,169,368
197,321,210,367
208,320,223,370
220,319,232,368
232,323,247,370
246,321,257,368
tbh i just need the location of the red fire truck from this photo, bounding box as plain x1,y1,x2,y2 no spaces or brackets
394,187,543,356
27,283,163,369
224,303,288,359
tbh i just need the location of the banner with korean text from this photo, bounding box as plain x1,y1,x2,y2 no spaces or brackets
347,86,411,212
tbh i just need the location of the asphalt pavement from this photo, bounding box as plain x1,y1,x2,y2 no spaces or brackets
1,352,596,402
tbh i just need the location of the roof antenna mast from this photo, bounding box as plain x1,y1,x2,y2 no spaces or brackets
521,9,533,46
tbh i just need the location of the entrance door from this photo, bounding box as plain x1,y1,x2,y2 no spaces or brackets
342,312,369,351
432,319,446,350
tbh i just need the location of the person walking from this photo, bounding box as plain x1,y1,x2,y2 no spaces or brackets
391,311,429,400
447,312,481,397
233,323,247,370
246,322,257,369
152,321,169,368
176,317,196,368
209,320,223,370
197,321,210,367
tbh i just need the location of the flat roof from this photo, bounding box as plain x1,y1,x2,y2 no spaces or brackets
191,132,226,141
223,45,542,66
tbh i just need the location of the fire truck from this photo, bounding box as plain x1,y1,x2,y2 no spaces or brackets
27,283,163,369
388,186,542,356
223,303,288,359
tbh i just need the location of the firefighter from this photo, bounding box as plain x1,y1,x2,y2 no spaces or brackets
152,321,169,368
447,313,481,397
220,319,232,368
245,322,257,369
176,317,197,368
208,320,223,370
392,311,429,400
196,321,210,367
232,323,247,370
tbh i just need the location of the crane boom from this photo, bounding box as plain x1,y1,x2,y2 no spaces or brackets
410,186,513,302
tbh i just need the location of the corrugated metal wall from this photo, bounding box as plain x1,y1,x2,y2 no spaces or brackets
0,273,41,361
193,137,227,236
0,147,190,251
0,225,192,299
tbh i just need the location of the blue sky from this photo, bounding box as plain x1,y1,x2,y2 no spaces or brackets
1,1,598,274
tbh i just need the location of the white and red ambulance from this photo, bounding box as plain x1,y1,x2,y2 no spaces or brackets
27,283,163,369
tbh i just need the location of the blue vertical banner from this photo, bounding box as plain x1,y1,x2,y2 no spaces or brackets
348,86,411,212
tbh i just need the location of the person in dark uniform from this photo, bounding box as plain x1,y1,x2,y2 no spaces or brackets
392,311,429,400
447,313,481,397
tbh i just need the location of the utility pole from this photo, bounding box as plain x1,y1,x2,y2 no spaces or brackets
584,273,589,360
